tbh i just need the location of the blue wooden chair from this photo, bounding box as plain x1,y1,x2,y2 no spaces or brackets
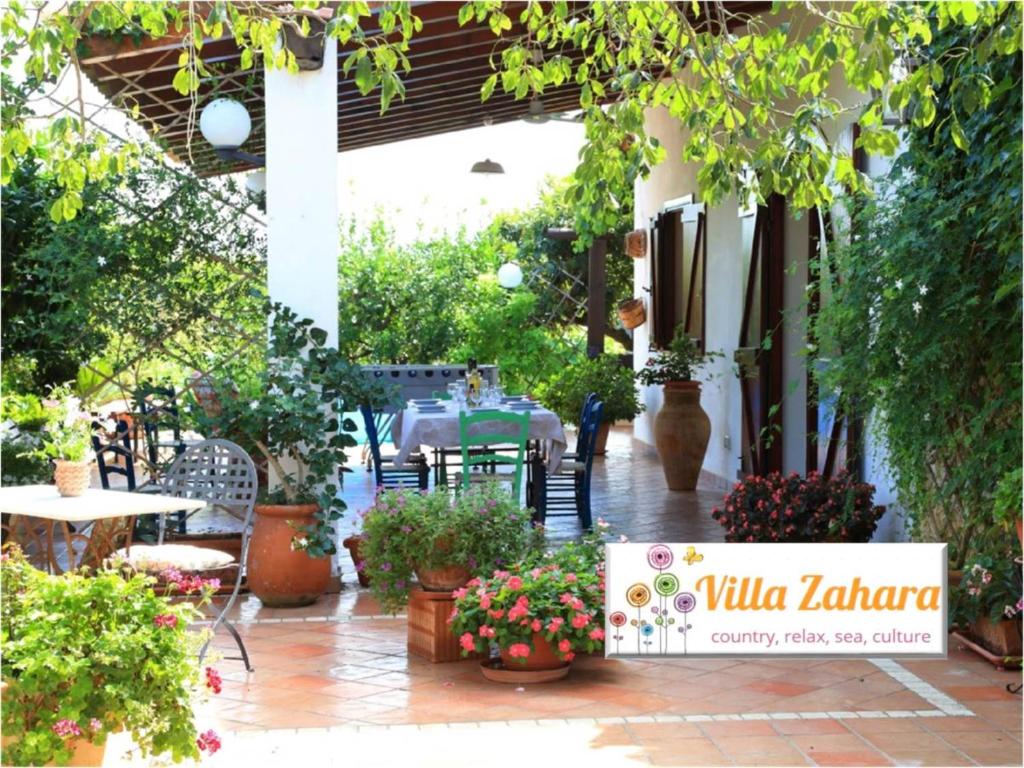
539,400,603,530
360,404,429,490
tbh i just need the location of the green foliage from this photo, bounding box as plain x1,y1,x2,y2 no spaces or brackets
993,468,1022,528
1,2,420,222
636,327,722,386
336,208,599,393
812,23,1022,568
8,3,1014,245
1,144,266,396
0,392,47,429
0,548,213,766
190,304,383,558
449,525,608,661
23,385,93,463
450,278,579,393
337,218,500,364
536,353,643,425
360,484,533,614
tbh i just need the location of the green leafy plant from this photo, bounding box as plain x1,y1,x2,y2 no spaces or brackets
711,471,884,543
950,552,1023,627
993,468,1022,531
811,24,1022,568
536,353,643,425
191,303,388,558
0,547,222,766
449,523,608,663
636,327,722,387
360,484,532,614
23,385,93,463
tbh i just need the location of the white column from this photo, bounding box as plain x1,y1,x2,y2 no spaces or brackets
265,38,338,346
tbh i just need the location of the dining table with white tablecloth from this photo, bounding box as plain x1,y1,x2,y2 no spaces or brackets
391,400,568,473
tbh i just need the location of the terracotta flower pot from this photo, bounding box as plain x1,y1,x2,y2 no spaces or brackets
53,459,91,497
246,504,330,607
592,422,611,456
653,382,711,491
342,535,371,588
969,616,1023,658
499,633,569,672
414,563,471,592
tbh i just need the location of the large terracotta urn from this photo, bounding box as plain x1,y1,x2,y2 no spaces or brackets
246,504,331,607
653,381,711,491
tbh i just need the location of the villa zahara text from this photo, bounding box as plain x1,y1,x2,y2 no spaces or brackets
605,543,946,658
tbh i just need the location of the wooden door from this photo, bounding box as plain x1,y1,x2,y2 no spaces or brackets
735,194,785,477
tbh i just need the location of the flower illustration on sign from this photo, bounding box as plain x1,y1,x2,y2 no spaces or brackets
609,611,627,653
626,583,651,653
647,544,673,570
674,591,697,655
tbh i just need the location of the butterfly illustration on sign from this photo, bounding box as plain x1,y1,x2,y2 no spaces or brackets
683,546,703,566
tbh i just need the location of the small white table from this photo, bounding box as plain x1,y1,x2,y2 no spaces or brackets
0,485,206,573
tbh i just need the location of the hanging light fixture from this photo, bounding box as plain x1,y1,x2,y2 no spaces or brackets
497,262,523,289
470,158,505,174
199,98,265,166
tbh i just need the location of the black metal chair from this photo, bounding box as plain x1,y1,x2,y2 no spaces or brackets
135,383,187,476
539,400,604,531
360,404,429,490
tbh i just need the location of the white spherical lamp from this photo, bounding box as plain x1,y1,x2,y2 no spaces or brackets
497,262,523,289
199,98,252,149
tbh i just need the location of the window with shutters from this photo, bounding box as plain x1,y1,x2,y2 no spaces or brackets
650,199,707,350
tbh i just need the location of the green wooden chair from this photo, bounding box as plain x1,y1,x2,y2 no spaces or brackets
456,410,531,499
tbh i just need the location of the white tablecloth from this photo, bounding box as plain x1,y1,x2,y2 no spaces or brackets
0,485,206,521
392,402,568,472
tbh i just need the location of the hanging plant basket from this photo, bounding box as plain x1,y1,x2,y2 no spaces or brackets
617,298,646,330
625,229,647,259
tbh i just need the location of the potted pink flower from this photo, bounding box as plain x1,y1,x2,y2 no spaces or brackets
449,525,607,680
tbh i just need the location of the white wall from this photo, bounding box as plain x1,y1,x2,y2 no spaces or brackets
631,7,905,538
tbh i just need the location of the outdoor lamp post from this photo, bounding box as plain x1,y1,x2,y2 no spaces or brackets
199,98,265,167
497,262,523,289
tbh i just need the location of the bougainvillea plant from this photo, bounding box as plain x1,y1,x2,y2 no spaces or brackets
359,484,532,614
448,522,609,663
711,471,884,543
0,548,222,766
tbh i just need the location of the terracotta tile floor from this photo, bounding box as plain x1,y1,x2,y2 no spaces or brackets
99,428,1022,766
101,591,1023,767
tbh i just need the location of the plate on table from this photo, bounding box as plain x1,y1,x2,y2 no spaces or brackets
500,396,524,403
412,399,439,406
507,401,539,411
415,405,446,413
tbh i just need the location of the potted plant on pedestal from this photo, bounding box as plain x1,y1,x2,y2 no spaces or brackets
360,484,531,662
950,552,1023,668
1,547,223,766
450,523,608,682
537,354,644,454
636,327,722,490
193,303,385,607
26,385,94,497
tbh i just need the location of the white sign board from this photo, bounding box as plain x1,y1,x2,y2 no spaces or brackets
604,543,946,658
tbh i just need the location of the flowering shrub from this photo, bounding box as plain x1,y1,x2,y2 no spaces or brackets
951,553,1024,627
360,484,532,614
0,548,222,766
711,471,883,543
448,523,608,663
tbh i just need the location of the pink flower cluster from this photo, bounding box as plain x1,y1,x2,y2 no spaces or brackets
161,569,220,594
51,719,81,738
205,667,223,694
506,643,531,658
196,729,221,755
153,613,178,629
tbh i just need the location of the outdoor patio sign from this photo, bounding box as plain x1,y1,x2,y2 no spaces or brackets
604,543,946,659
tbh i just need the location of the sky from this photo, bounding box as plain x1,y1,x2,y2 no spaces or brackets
336,119,586,242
